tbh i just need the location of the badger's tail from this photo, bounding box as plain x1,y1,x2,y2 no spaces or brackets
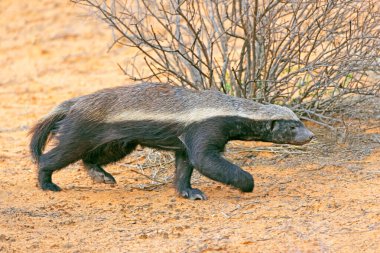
29,98,78,162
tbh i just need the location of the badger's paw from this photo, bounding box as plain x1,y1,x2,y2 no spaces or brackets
180,188,207,200
41,182,62,192
88,168,116,184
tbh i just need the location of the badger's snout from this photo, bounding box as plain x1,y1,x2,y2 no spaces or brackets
292,127,314,145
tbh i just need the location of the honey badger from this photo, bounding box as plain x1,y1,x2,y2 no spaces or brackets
30,82,314,200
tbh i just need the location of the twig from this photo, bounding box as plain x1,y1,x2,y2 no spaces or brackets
130,169,170,185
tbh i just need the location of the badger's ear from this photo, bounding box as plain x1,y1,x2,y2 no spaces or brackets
266,120,276,131
268,120,280,132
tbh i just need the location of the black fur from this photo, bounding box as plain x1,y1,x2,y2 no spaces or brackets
29,113,65,162
30,85,314,199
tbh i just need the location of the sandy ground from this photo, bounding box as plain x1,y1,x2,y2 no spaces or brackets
0,1,379,252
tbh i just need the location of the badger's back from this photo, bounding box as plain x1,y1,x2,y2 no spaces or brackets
69,82,299,124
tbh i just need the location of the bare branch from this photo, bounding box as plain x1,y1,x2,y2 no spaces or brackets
74,0,380,127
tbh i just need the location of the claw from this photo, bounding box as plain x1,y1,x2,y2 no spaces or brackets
41,182,62,192
88,168,116,184
180,188,207,200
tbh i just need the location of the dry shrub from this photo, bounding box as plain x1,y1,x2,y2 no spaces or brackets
74,0,380,126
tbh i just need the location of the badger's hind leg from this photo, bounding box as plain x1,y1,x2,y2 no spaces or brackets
38,142,86,191
82,140,137,184
175,150,207,200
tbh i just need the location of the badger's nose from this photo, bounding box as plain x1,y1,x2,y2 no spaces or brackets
294,128,314,145
308,132,315,140
305,129,314,141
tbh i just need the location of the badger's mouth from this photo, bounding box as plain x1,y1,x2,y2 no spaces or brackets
289,139,312,145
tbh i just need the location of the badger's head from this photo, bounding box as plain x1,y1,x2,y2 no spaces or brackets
265,119,314,145
240,104,314,145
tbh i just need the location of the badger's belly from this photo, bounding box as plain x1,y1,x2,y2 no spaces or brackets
139,138,185,151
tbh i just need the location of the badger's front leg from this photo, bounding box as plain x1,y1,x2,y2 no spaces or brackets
83,163,116,184
180,121,254,193
175,150,207,200
190,149,254,192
